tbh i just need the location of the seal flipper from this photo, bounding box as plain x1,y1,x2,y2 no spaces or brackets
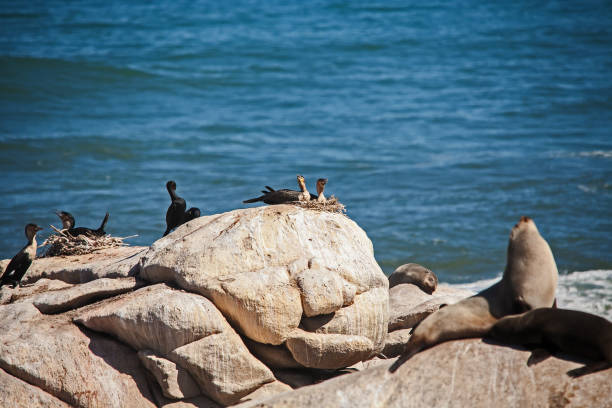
527,348,552,366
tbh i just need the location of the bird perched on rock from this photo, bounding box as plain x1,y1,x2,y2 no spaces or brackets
1,224,43,288
243,175,311,205
55,210,109,237
312,178,328,202
163,181,200,236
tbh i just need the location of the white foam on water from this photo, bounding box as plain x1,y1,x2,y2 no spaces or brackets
447,270,612,321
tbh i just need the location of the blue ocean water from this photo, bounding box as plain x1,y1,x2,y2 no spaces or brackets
1,1,611,313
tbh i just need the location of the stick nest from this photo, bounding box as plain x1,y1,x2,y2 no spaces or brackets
41,225,134,257
290,196,346,214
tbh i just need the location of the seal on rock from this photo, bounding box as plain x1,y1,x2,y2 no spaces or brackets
388,263,438,294
487,308,612,375
390,216,558,372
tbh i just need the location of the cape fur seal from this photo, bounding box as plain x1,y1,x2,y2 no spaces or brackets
389,263,438,294
390,216,558,372
487,308,612,375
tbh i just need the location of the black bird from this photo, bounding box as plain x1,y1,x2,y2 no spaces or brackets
55,211,109,237
311,178,328,202
1,224,43,288
243,175,311,205
164,180,187,236
184,207,201,223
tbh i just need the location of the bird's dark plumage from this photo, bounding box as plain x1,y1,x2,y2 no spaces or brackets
243,176,310,205
1,224,43,288
55,211,109,237
184,207,201,223
164,180,187,236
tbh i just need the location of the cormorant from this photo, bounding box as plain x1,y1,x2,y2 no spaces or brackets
1,224,43,288
314,178,328,202
184,207,201,223
55,211,109,237
243,175,311,205
164,180,187,236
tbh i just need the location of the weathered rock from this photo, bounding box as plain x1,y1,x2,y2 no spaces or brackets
296,267,356,317
0,278,73,305
300,287,388,353
235,381,293,406
240,339,612,408
75,283,275,405
75,284,225,354
147,383,221,408
0,303,156,408
138,350,201,400
243,338,303,369
15,246,147,285
168,333,275,406
0,367,71,408
381,328,412,358
388,284,472,332
388,263,437,293
140,206,389,366
286,330,374,369
203,266,303,345
32,277,145,314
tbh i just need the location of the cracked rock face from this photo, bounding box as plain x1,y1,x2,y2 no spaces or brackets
239,339,612,408
140,205,389,368
0,303,156,408
75,284,275,406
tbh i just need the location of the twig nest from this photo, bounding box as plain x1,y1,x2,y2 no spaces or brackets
290,196,346,214
41,226,132,257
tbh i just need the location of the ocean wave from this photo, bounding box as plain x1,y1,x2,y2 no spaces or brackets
447,270,612,321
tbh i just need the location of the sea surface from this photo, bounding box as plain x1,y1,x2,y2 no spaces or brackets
1,1,610,318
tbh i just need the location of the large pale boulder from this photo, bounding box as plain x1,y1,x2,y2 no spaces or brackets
1,278,73,305
168,333,274,405
300,287,388,353
32,277,145,314
0,367,70,408
140,206,388,366
286,330,374,369
14,246,148,285
75,283,275,405
240,339,612,408
0,303,155,408
388,284,473,332
75,284,225,354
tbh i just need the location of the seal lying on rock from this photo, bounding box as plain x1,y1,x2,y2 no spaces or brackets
487,308,612,376
388,263,438,294
390,216,558,372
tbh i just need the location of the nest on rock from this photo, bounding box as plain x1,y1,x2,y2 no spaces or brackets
41,225,134,257
290,196,346,214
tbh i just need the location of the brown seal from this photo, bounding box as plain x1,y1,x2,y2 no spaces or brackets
388,263,438,294
390,216,558,372
488,308,612,375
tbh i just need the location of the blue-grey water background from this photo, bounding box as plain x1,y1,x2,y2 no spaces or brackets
1,1,611,317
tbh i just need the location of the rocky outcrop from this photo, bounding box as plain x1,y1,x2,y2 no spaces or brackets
75,284,275,406
32,277,145,314
388,283,473,332
0,303,156,408
0,367,70,408
239,339,612,408
138,350,201,400
20,246,147,284
140,205,389,368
